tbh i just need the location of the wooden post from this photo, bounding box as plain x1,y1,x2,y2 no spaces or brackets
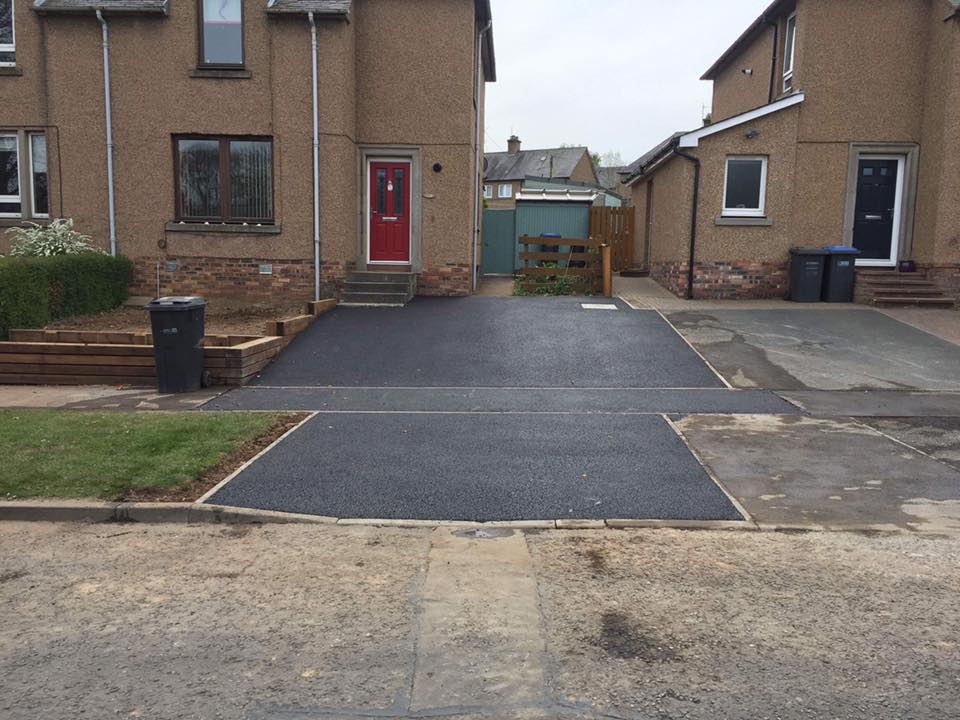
601,244,612,298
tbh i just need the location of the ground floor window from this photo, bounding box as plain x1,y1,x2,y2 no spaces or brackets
174,135,273,223
0,130,49,219
498,183,512,199
722,156,767,217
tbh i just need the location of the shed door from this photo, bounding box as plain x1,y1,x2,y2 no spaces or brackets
369,160,411,263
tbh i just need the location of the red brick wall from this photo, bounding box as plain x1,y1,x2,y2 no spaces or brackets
130,257,472,300
130,257,348,301
650,260,789,300
417,264,471,297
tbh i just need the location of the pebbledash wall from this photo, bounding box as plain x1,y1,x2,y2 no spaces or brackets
631,0,960,300
0,0,490,299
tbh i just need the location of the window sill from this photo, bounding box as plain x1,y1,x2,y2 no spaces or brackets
0,65,23,76
165,222,280,235
716,215,772,227
190,68,252,80
0,217,50,228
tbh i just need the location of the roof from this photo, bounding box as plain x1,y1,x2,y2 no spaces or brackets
701,0,793,80
595,166,628,193
484,147,589,182
623,92,804,186
33,0,168,12
266,0,351,14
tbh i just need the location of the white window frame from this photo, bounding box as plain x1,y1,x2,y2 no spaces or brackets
498,183,513,199
28,132,49,219
483,184,493,199
782,12,796,93
0,0,15,67
722,156,768,218
0,132,21,218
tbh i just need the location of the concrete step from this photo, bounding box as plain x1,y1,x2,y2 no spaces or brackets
860,277,936,287
619,268,649,278
344,281,414,294
872,296,955,307
340,291,412,306
347,271,416,285
864,287,945,297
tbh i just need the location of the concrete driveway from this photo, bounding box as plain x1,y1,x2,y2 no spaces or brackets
667,308,960,391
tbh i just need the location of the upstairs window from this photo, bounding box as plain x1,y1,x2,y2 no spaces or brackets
175,135,273,223
722,156,767,218
199,0,244,67
0,0,14,66
782,12,797,92
498,183,513,199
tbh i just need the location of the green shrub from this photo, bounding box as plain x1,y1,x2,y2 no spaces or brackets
0,254,133,338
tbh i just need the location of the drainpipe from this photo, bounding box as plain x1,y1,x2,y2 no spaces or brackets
308,12,321,301
765,17,779,104
96,10,117,257
673,149,701,300
471,19,492,292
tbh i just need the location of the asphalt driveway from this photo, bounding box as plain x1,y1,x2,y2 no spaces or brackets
249,296,724,388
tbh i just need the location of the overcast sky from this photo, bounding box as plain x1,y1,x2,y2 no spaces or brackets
484,0,770,166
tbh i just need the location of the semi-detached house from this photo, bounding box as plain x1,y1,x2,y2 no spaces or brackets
0,0,495,300
624,0,960,303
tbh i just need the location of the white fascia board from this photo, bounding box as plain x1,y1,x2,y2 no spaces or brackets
678,92,805,148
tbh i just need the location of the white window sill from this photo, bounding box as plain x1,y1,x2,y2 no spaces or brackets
716,215,772,226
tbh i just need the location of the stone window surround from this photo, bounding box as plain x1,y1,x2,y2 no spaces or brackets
842,142,919,261
0,127,53,224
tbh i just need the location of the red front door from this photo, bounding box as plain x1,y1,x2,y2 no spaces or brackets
369,160,411,263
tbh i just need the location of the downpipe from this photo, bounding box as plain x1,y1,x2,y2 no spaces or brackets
673,150,701,300
471,19,492,292
308,12,321,302
96,10,118,257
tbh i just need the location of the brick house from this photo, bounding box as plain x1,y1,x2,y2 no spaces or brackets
0,0,496,302
623,0,960,303
483,136,598,211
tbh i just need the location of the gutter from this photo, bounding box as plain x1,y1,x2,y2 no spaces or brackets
471,18,492,292
96,10,118,257
308,11,321,301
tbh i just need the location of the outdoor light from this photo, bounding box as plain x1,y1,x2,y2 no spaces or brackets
742,67,753,76
745,128,760,139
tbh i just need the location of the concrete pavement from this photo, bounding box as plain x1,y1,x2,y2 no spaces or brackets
2,521,959,720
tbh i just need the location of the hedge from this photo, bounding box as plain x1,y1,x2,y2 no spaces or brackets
0,254,134,338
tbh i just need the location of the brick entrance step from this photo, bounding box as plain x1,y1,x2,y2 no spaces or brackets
855,269,955,308
341,271,417,307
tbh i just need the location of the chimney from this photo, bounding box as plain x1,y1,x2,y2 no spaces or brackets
507,135,521,154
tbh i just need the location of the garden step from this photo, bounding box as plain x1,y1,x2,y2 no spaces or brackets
872,296,955,307
340,291,412,306
344,281,414,294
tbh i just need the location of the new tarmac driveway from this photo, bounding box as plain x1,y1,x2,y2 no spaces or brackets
201,297,772,522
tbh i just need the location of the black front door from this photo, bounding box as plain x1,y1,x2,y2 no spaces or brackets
852,158,900,262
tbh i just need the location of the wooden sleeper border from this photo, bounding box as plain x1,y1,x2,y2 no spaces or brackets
0,298,338,387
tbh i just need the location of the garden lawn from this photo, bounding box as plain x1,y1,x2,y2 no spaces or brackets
0,410,289,500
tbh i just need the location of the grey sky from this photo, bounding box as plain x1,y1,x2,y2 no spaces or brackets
484,0,771,165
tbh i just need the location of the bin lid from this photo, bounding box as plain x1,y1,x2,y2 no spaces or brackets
823,246,861,254
789,246,828,255
147,295,207,309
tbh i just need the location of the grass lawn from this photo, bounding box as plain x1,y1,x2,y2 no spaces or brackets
0,410,295,500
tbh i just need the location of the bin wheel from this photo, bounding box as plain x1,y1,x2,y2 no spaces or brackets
201,370,213,388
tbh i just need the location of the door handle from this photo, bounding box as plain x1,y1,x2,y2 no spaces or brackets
865,214,882,220
382,217,398,222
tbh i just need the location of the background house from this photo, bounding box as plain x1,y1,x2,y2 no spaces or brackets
483,136,598,210
623,0,960,304
0,0,495,302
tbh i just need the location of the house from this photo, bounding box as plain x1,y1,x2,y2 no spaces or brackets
595,166,630,205
0,0,496,302
483,136,598,210
623,0,960,303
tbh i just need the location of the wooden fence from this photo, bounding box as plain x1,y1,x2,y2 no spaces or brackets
517,235,604,295
589,206,635,272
